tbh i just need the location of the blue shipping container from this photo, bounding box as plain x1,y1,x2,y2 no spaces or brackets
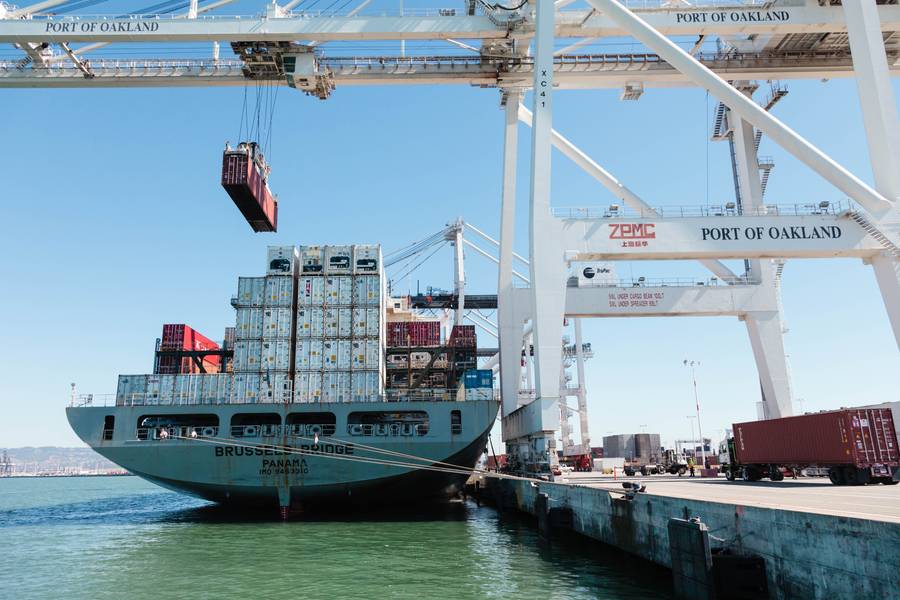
464,369,493,389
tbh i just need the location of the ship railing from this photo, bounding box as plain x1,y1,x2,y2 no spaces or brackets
136,426,220,441
87,389,500,408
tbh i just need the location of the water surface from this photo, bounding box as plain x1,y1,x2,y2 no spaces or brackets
1,476,672,599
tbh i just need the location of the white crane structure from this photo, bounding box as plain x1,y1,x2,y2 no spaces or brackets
2,0,899,472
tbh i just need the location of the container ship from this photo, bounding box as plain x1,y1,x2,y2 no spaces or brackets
66,245,499,516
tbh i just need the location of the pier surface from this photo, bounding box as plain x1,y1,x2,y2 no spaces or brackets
561,472,900,523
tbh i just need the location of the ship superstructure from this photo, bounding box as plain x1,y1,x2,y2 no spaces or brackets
67,244,498,517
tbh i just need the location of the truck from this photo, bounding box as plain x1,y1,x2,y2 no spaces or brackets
722,408,899,486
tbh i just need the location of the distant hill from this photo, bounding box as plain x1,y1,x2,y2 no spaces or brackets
1,447,118,475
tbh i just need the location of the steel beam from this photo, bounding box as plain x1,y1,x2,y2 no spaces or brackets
585,0,893,219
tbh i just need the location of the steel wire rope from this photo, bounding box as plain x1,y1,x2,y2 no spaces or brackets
389,241,447,288
173,433,537,483
383,229,447,266
52,0,112,15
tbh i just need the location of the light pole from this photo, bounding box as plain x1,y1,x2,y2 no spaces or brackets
684,360,706,468
686,415,696,456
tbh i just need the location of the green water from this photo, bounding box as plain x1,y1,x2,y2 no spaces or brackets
0,476,672,599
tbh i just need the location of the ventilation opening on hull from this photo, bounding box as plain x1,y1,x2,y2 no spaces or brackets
451,410,462,435
347,411,429,437
286,412,336,436
231,413,281,437
103,415,115,441
137,414,220,441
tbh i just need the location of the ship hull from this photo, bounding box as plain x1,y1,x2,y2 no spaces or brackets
67,400,498,511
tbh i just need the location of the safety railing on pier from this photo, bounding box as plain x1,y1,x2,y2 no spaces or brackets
567,275,759,288
552,200,850,220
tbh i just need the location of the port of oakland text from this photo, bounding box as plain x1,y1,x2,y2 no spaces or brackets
701,225,842,241
45,21,161,33
674,10,789,24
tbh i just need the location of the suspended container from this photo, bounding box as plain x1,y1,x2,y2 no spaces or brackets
221,142,278,233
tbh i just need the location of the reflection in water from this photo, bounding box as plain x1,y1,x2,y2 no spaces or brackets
1,477,672,599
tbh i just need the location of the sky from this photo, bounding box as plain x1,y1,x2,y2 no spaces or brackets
0,1,898,451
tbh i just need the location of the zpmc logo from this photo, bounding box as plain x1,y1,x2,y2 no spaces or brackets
608,223,656,239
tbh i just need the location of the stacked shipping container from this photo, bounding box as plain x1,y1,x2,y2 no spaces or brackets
156,324,221,374
232,245,298,403
294,245,384,402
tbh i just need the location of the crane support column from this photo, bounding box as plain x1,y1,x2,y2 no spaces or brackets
844,0,900,348
524,0,564,468
453,219,465,327
733,101,793,418
498,91,523,419
573,318,590,450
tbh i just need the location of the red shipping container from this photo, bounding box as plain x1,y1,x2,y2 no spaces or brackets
449,325,477,347
160,324,221,368
387,321,441,347
222,144,278,233
733,408,899,468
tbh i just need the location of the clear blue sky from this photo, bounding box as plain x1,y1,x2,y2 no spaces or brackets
0,2,898,450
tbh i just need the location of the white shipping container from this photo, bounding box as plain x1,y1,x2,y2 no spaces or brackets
232,340,249,371
295,338,323,370
325,276,353,305
366,371,381,398
159,375,177,405
351,340,368,369
201,374,231,404
294,371,323,402
116,375,147,405
324,308,339,337
235,308,264,339
263,307,293,338
233,373,261,403
237,277,266,305
366,339,380,370
353,275,381,306
247,339,263,370
267,245,297,276
337,339,353,369
145,375,161,405
259,372,292,403
338,308,353,337
323,371,352,403
262,339,291,371
323,340,339,370
325,245,353,274
351,308,367,337
300,245,324,275
351,371,367,401
366,308,380,338
173,375,204,405
353,244,380,274
265,275,295,306
297,276,325,305
296,307,324,337
223,327,235,349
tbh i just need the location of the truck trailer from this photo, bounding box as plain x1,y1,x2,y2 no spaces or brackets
723,408,899,486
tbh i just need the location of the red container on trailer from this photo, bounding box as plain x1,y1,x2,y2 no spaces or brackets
733,408,899,468
222,143,278,233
